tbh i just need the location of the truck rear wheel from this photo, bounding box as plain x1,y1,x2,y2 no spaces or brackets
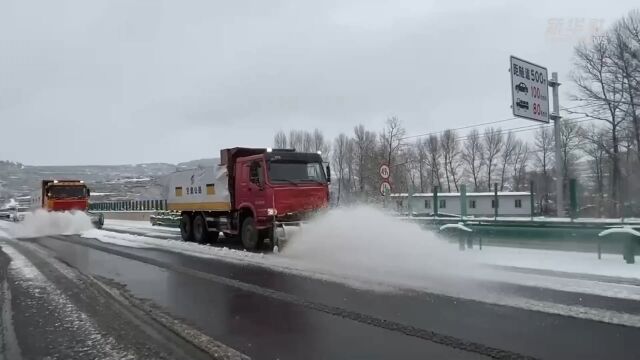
241,217,260,250
180,214,193,242
193,215,207,244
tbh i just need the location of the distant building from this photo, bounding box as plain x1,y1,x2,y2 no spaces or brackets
390,192,532,217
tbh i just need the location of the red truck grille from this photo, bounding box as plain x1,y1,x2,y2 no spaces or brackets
273,186,327,216
47,199,88,211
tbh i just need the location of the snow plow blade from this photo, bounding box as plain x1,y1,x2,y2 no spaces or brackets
273,221,305,252
87,212,104,229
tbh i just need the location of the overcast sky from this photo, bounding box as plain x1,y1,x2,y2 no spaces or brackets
0,0,637,165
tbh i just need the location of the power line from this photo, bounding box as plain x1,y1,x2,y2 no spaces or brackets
401,117,519,140
402,103,598,141
451,116,593,143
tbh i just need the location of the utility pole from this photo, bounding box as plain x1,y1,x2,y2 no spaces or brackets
549,72,563,217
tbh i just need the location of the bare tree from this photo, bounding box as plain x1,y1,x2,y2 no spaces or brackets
611,14,640,161
579,125,610,216
344,138,356,196
380,116,406,167
461,129,484,191
559,120,583,182
483,127,503,191
424,135,442,190
440,129,461,192
415,138,429,192
534,127,554,177
288,130,304,151
302,131,314,152
534,127,554,212
274,131,287,148
353,124,377,193
311,128,330,160
332,133,349,205
573,34,628,215
511,140,530,191
499,131,517,191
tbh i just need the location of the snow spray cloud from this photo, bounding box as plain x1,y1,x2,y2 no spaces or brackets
1,198,17,209
8,210,95,238
282,206,480,289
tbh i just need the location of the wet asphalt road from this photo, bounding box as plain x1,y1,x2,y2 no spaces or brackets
0,239,231,360
0,234,635,360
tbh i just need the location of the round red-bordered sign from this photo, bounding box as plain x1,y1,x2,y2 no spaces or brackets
380,181,391,196
379,164,390,179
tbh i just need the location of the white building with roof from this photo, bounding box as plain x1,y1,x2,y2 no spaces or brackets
390,191,532,217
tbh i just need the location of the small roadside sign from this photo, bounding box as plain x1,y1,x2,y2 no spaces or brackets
510,56,550,123
379,164,390,179
380,181,391,196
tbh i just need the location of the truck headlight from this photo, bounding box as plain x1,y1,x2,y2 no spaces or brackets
267,208,277,216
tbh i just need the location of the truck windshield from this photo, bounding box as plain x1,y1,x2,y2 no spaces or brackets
48,186,87,199
268,162,326,183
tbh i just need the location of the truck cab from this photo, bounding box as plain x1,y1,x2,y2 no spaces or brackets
228,148,329,249
40,180,90,211
234,150,329,223
27,179,104,228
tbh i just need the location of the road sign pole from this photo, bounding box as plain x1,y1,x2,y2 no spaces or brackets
530,180,535,220
460,184,467,220
494,183,499,220
433,186,439,217
569,178,577,220
549,72,563,217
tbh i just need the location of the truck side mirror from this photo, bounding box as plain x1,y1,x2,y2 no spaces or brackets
87,189,91,197
326,165,331,183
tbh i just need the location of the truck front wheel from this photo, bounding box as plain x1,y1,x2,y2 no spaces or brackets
241,217,260,250
180,214,194,242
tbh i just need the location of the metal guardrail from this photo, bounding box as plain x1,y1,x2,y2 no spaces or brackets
89,199,168,211
149,211,180,228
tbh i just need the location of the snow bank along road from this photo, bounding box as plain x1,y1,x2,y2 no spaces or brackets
2,216,640,359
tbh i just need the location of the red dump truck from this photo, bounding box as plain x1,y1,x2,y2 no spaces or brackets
166,147,330,250
29,179,104,228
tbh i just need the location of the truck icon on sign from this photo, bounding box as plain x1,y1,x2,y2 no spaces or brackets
515,82,528,94
516,98,529,110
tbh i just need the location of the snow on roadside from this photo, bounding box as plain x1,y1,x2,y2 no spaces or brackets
104,219,180,232
81,229,265,261
1,242,135,359
467,246,639,280
80,229,155,249
0,221,10,239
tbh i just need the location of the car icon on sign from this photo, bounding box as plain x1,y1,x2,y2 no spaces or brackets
516,99,529,110
515,82,528,94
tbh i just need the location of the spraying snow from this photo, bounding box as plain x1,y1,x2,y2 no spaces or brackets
6,210,95,238
1,198,17,209
282,206,478,285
